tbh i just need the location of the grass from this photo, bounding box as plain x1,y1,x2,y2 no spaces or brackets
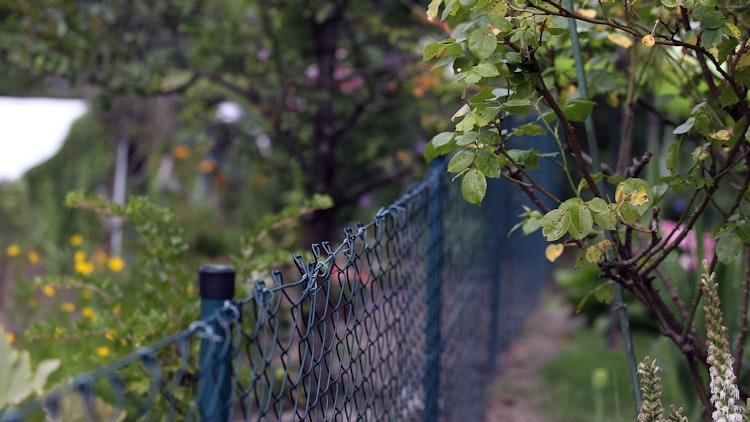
540,322,702,422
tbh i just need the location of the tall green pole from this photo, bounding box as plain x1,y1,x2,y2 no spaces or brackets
198,265,236,421
423,160,445,422
561,0,642,412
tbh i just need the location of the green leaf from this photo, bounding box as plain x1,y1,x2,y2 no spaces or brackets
560,98,596,122
424,133,458,161
567,203,594,240
430,131,455,148
699,10,723,30
588,198,617,231
652,183,669,203
594,283,614,304
475,106,501,125
512,123,546,136
468,27,498,60
461,168,487,205
507,149,541,168
477,130,500,145
447,149,475,173
701,28,722,48
735,223,750,244
717,38,740,64
720,83,740,107
665,139,681,174
716,233,742,263
486,13,512,33
673,117,695,134
455,132,478,146
542,208,571,241
486,0,508,16
456,115,477,132
475,148,502,177
661,0,680,7
474,62,500,77
521,211,543,235
423,42,446,61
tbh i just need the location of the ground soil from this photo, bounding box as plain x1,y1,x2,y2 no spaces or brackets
484,292,581,422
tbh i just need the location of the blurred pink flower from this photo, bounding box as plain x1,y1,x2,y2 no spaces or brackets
660,220,715,271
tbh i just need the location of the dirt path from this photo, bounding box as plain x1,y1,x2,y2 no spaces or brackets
484,293,581,422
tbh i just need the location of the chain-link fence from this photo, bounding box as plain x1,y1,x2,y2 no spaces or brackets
1,156,556,422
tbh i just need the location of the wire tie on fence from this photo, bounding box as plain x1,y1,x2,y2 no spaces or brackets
222,299,241,324
72,374,95,397
108,374,127,417
40,392,63,422
253,280,273,307
374,207,388,223
355,222,366,238
188,320,221,342
71,375,97,418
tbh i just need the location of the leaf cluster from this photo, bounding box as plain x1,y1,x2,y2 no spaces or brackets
423,0,750,413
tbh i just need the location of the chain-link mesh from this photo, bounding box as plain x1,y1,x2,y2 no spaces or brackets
1,157,556,422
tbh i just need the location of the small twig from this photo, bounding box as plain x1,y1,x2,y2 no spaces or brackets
654,266,691,322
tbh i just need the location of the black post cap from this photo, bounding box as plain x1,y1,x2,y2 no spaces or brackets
199,265,236,299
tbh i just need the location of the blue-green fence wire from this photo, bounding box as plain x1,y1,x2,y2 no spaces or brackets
1,156,556,421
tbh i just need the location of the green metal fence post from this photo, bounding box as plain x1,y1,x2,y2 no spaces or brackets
487,178,505,371
423,163,445,422
198,265,235,422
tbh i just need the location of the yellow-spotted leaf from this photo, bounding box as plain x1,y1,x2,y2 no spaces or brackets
629,187,649,207
542,208,571,242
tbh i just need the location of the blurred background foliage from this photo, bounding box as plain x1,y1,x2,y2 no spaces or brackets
0,0,462,383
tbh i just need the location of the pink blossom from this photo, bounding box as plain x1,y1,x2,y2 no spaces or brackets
660,220,716,271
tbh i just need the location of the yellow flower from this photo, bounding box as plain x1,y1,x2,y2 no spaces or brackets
60,301,76,313
113,304,121,314
171,145,191,160
69,234,84,247
82,290,92,300
42,284,56,298
186,284,197,295
81,307,98,322
5,244,20,257
107,257,125,273
5,332,15,344
27,251,40,263
198,159,217,173
74,250,87,262
75,260,94,275
53,326,63,338
96,346,110,357
105,329,116,341
27,298,38,308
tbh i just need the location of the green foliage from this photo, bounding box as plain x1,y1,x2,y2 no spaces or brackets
423,0,750,414
16,192,196,387
0,0,451,244
234,193,334,281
